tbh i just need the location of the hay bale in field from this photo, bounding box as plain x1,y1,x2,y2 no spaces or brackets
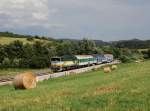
13,72,36,89
103,67,111,73
111,65,118,70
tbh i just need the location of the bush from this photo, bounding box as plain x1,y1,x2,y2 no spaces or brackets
19,58,30,68
141,49,150,59
41,37,48,40
34,35,40,39
27,37,34,41
2,58,11,68
119,55,131,63
29,56,49,68
148,49,150,58
12,58,21,68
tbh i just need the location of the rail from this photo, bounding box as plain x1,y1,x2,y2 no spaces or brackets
0,60,121,86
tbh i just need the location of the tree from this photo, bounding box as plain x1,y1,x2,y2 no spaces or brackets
4,40,24,59
0,45,6,63
30,41,50,68
102,46,113,54
12,58,21,68
56,41,74,56
119,55,131,63
147,49,150,58
112,48,122,58
2,58,11,68
34,35,40,39
45,43,57,57
79,38,97,54
27,37,34,41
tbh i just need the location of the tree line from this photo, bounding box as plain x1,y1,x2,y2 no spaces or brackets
1,32,150,49
113,39,150,49
0,31,54,41
0,38,146,69
0,39,102,68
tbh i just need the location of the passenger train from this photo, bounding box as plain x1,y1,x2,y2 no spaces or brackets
51,54,114,72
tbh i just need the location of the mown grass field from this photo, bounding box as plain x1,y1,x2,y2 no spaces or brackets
0,61,150,111
0,37,51,45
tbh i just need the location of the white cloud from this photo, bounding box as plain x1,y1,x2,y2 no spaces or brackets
32,12,48,21
0,0,150,40
0,0,60,28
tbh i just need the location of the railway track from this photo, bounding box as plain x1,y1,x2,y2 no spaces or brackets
0,77,14,82
0,61,121,86
36,72,52,77
0,72,53,86
0,77,14,85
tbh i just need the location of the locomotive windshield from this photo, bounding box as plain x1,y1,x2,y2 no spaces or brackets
51,58,61,62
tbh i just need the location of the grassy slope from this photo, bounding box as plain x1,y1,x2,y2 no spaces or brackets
0,61,150,111
0,37,51,45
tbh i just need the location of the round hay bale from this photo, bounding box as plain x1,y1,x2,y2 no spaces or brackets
13,72,36,89
111,65,117,70
103,67,111,73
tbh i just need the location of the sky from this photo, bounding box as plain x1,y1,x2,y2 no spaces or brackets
0,0,150,41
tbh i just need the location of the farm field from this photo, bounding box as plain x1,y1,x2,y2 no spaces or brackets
0,37,51,45
0,61,150,111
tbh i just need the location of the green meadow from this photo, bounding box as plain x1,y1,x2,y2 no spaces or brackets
0,61,150,111
0,37,51,45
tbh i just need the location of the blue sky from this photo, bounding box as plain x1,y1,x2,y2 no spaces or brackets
0,0,150,41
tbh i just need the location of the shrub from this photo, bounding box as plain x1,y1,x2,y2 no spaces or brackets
27,37,34,41
119,55,131,63
147,49,150,58
29,56,49,68
2,58,11,68
12,58,21,68
19,58,30,68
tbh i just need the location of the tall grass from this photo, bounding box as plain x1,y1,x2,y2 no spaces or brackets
0,61,150,111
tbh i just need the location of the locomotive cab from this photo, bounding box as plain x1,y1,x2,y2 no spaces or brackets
51,57,61,62
51,56,77,72
51,57,64,71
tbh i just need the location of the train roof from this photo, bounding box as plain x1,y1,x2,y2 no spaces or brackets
74,55,93,59
92,54,104,57
52,54,108,60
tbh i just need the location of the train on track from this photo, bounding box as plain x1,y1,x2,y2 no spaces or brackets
51,54,114,72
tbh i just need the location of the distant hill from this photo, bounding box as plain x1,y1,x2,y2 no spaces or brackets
58,39,110,46
0,37,54,45
94,40,110,46
0,32,150,49
113,39,150,49
0,32,54,45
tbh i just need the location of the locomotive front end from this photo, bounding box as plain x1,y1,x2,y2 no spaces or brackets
51,57,64,72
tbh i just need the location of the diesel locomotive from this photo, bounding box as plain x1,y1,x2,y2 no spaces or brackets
51,54,113,72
